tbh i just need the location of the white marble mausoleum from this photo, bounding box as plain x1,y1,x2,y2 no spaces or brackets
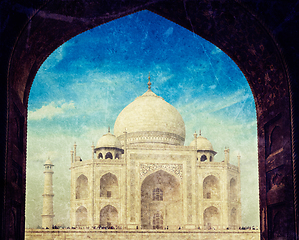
67,78,241,230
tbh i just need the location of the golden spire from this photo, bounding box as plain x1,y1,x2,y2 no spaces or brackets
148,72,151,90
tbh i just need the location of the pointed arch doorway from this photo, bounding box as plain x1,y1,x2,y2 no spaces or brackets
2,1,297,239
141,170,182,229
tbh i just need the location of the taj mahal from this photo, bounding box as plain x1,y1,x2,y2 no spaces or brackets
41,76,242,232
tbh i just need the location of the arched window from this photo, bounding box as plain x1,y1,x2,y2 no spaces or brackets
105,152,113,159
204,206,219,229
100,173,118,198
100,205,118,227
210,156,212,162
76,174,88,199
153,212,163,229
98,153,103,159
203,175,220,199
230,178,237,201
270,126,283,154
153,188,163,201
115,153,119,159
200,155,207,162
76,206,87,226
230,207,237,229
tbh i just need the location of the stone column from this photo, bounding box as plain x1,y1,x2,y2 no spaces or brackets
124,130,128,228
41,159,55,229
224,148,230,164
91,143,95,226
91,143,95,160
193,132,198,227
222,166,229,230
70,150,74,163
74,142,77,161
237,154,242,228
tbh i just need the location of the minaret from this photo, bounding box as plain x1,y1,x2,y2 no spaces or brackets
70,149,74,163
224,147,230,164
74,142,77,161
41,158,55,229
193,131,198,162
91,142,95,160
193,131,198,146
124,128,128,161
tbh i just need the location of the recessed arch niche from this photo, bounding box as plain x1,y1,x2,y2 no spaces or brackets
229,178,237,202
203,175,220,200
203,206,220,230
76,206,88,227
100,173,118,198
100,205,118,227
76,174,89,199
141,170,181,229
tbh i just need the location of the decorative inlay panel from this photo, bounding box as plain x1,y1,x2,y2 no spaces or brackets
264,114,283,159
12,161,22,188
139,163,183,180
9,202,21,240
266,166,285,205
268,204,289,239
131,153,190,160
187,161,192,223
118,131,185,146
13,104,24,153
130,159,135,222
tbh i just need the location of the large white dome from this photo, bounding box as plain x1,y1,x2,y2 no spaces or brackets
114,89,186,146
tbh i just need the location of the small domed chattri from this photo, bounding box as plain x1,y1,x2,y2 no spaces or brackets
190,134,214,151
96,129,122,149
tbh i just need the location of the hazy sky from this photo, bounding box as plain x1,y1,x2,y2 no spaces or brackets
26,10,259,228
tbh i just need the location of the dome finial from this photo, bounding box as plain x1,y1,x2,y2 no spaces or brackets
148,72,151,90
108,126,110,133
199,129,201,136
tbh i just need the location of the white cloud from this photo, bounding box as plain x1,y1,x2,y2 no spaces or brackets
163,27,173,37
207,89,250,113
209,84,217,90
176,89,250,117
28,101,75,120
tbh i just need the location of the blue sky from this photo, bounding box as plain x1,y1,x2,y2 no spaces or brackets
26,10,258,228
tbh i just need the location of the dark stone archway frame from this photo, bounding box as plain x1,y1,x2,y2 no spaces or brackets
1,1,298,239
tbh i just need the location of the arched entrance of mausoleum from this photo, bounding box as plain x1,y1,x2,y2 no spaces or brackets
141,170,182,229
